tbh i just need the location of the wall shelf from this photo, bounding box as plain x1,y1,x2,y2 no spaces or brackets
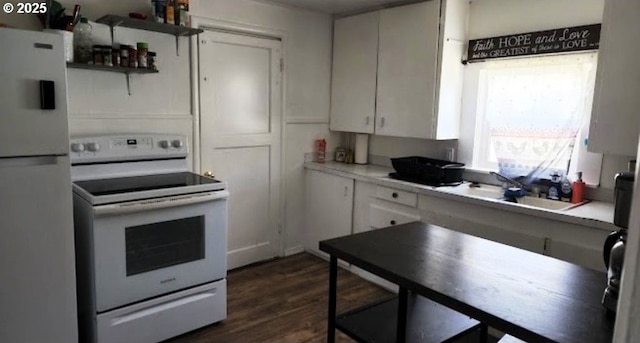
96,15,203,56
66,62,159,95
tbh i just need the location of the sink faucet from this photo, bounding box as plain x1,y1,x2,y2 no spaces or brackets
489,171,524,189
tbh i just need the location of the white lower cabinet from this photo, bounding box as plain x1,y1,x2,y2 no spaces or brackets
369,202,420,229
417,194,609,272
350,181,419,291
306,171,608,277
305,170,354,259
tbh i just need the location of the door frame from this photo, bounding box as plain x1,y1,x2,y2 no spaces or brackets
190,15,288,259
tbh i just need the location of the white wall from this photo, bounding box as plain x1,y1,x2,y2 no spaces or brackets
459,0,630,190
369,135,457,165
467,0,604,39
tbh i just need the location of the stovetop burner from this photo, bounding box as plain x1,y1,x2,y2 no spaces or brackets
74,172,221,197
388,173,463,187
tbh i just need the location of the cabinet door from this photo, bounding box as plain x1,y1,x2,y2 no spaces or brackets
376,1,440,139
330,12,379,134
353,181,376,234
546,239,604,272
588,0,640,156
305,170,354,258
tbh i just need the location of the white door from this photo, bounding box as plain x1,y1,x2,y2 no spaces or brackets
199,30,282,270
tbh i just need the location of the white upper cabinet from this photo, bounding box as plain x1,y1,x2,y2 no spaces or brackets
588,0,640,156
376,1,440,138
330,11,379,134
329,0,468,140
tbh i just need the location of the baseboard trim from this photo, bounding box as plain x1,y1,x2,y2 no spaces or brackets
284,245,305,256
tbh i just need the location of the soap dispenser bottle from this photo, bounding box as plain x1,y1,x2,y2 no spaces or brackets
560,174,573,202
571,171,586,204
547,172,561,200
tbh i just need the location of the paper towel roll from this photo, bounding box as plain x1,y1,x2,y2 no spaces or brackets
354,133,369,165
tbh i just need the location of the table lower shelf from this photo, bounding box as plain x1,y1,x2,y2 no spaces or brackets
336,294,482,343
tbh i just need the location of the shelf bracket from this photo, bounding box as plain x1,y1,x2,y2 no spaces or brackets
108,20,122,46
125,73,132,96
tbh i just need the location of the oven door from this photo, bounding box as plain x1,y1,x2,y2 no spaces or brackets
91,190,229,312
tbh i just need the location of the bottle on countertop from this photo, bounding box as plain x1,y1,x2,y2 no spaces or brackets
560,175,573,202
315,139,326,163
571,171,586,204
547,172,561,200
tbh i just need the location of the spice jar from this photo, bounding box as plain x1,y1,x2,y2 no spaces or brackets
148,51,157,70
112,48,120,67
137,42,149,68
120,45,130,67
92,45,103,65
103,46,113,67
128,46,138,68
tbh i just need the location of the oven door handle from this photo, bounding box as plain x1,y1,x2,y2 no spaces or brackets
93,191,229,216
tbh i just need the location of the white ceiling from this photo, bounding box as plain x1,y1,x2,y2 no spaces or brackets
261,0,423,15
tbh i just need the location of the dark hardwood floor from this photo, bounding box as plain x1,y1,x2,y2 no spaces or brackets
165,253,391,343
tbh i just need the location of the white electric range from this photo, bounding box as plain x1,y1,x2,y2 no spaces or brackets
71,134,228,343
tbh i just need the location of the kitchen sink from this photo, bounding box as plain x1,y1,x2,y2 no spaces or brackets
515,196,583,211
452,184,504,198
451,183,586,211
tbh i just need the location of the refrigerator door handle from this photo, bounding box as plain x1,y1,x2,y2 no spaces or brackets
0,155,62,168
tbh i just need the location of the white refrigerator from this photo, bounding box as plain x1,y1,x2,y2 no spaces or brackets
0,28,78,343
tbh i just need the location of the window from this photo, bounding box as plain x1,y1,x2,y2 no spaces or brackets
469,52,602,185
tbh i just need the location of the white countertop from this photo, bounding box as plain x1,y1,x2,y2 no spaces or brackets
305,161,617,232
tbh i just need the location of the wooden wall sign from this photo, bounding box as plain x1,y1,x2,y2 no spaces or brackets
467,24,601,62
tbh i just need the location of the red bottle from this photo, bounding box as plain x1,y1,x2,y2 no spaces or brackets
571,171,586,204
315,139,326,163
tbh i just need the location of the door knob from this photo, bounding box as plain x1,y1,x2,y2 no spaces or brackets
204,171,215,178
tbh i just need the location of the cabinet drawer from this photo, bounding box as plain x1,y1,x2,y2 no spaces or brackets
369,203,420,229
374,186,417,207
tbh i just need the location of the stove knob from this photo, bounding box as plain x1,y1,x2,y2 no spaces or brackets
159,140,170,149
86,142,101,152
171,140,183,148
70,143,85,152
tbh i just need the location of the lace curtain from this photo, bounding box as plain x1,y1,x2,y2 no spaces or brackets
474,53,598,183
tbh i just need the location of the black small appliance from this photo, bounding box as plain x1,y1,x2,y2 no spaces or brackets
602,172,634,314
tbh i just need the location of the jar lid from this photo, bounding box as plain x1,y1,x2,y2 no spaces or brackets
80,17,88,23
148,51,156,56
137,42,149,49
120,44,131,49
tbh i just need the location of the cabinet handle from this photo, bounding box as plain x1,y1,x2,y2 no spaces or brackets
392,192,398,198
380,117,385,127
344,186,348,197
365,116,370,126
390,220,397,225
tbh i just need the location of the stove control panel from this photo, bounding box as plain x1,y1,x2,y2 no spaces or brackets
69,134,188,164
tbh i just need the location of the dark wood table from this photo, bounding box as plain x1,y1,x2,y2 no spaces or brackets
319,222,615,343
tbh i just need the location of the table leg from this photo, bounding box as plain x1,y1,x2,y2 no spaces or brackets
479,324,488,343
327,256,337,343
396,287,408,343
